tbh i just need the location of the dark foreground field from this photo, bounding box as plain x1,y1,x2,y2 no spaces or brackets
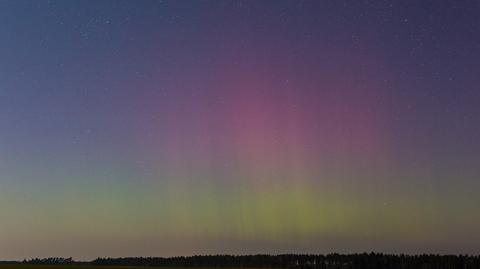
0,266,253,269
0,264,159,269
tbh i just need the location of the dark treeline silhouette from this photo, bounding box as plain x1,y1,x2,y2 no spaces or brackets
13,254,480,269
20,257,76,265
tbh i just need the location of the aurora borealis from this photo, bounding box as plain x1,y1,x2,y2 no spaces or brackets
1,0,480,260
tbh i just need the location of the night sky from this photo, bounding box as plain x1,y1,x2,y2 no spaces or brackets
1,0,480,260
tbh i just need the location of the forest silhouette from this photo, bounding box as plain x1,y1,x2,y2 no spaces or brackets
5,254,480,269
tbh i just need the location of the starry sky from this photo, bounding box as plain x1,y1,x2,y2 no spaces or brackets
1,0,480,261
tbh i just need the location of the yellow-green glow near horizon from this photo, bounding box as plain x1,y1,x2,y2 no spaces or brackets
1,0,480,260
